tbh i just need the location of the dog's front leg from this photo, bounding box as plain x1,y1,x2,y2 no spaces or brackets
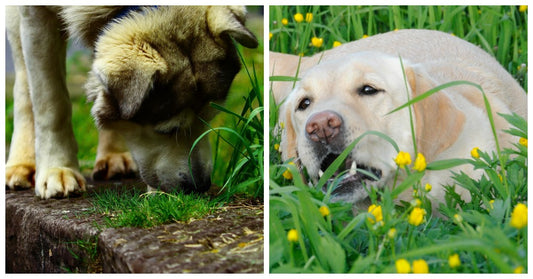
6,7,36,190
92,128,138,180
19,7,85,198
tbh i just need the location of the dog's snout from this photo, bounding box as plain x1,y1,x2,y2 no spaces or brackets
305,111,343,143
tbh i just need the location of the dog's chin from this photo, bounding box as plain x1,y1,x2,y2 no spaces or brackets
317,152,383,204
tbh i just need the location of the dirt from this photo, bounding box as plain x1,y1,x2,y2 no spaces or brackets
5,179,263,273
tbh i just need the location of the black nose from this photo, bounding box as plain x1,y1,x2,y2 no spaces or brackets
305,110,343,144
179,172,211,194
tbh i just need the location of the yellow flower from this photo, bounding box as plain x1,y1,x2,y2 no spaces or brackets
408,207,426,226
387,228,397,239
424,183,432,192
367,204,383,224
311,37,323,48
454,214,463,223
510,203,527,229
281,18,288,25
470,147,480,158
274,143,280,151
519,137,527,147
394,151,412,168
294,13,304,23
333,41,342,48
395,259,411,273
269,32,273,40
305,13,313,22
282,162,295,180
514,265,524,273
412,259,429,273
411,198,422,207
319,205,330,217
279,122,285,129
413,153,427,172
448,253,461,268
287,229,298,242
519,5,527,12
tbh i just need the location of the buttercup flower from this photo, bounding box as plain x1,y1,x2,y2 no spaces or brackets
274,143,280,151
448,253,461,268
362,34,369,39
282,162,295,180
269,32,273,40
514,266,524,273
510,203,527,229
305,13,313,22
294,13,304,23
395,259,411,273
408,207,426,226
394,151,412,168
387,228,397,239
413,153,427,171
454,213,463,223
425,183,432,192
281,18,288,25
333,41,342,48
287,229,298,242
319,205,330,217
519,137,527,147
470,147,480,158
519,5,527,12
367,204,383,224
311,37,323,48
412,259,429,273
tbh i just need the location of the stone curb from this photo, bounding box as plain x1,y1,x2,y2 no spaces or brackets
5,181,264,273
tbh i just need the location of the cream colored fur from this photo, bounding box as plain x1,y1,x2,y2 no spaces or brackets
271,30,526,211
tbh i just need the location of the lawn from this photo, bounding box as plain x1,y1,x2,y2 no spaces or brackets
269,6,527,273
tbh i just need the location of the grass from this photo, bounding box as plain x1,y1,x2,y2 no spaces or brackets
4,10,264,227
91,187,219,228
269,6,527,273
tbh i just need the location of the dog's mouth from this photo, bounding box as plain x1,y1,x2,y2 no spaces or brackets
318,152,382,198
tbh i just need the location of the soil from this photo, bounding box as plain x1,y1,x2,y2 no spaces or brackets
5,178,264,273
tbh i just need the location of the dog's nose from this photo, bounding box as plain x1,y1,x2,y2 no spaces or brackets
305,110,343,143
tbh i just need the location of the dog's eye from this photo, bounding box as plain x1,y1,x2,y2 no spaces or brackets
358,85,381,95
297,98,312,111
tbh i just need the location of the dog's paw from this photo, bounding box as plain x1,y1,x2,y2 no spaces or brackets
35,167,86,199
6,164,36,190
92,152,138,180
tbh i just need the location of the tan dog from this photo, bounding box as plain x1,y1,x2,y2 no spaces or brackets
271,29,526,210
6,6,258,199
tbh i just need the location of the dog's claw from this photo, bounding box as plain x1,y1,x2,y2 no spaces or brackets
92,152,138,180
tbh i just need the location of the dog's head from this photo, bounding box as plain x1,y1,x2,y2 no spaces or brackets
85,6,258,192
278,51,465,204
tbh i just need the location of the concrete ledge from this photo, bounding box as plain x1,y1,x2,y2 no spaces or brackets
5,181,263,273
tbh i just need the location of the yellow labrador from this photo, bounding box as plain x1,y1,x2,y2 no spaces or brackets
271,29,526,209
6,6,258,198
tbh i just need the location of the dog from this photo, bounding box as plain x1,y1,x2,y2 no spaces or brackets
270,29,526,210
5,6,258,199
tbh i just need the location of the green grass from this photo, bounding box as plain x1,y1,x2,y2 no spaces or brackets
269,6,527,273
91,187,218,228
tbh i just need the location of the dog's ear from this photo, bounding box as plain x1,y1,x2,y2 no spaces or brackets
207,6,258,49
90,40,168,120
406,67,466,162
278,102,298,162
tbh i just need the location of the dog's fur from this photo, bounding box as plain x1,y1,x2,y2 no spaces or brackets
6,6,258,199
271,29,526,211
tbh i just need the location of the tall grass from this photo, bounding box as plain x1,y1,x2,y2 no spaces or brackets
269,6,527,273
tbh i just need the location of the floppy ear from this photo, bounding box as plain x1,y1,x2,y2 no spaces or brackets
91,40,168,120
207,6,258,48
278,103,298,161
406,67,466,162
